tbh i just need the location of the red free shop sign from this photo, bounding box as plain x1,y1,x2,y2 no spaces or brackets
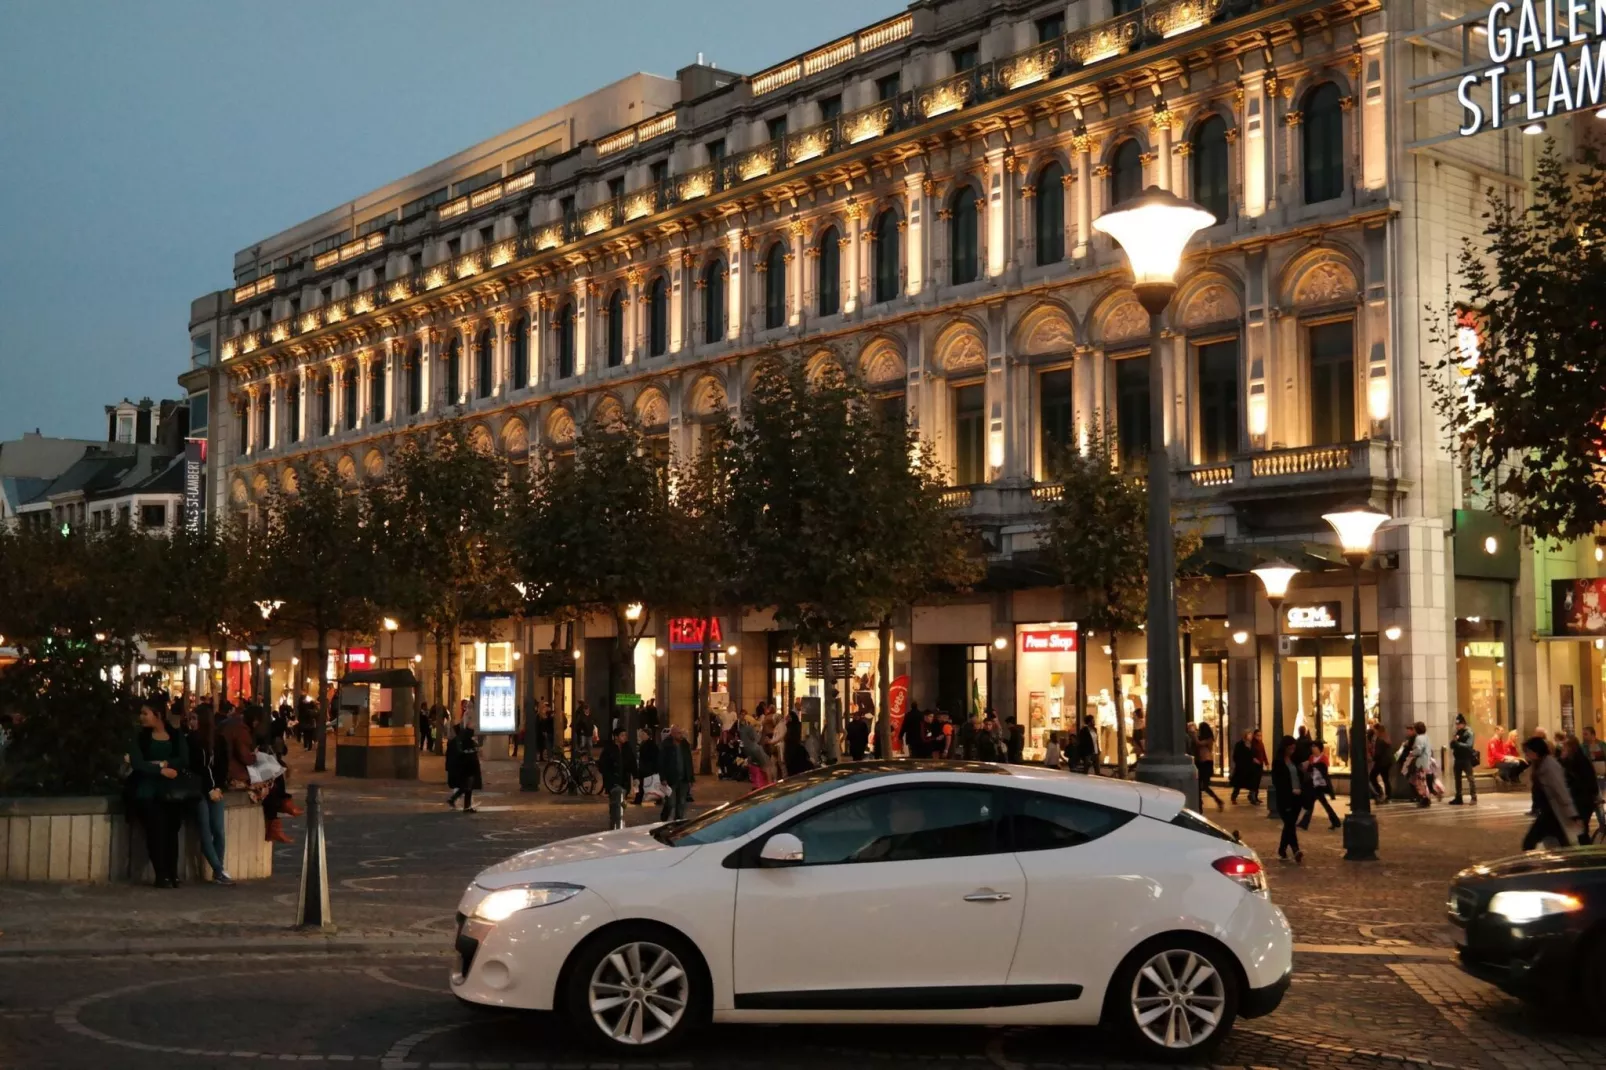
1018,628,1078,654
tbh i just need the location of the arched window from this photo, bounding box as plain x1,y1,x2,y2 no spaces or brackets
1109,139,1143,207
606,290,624,367
556,304,575,380
1191,116,1230,223
445,336,461,403
320,373,335,433
406,344,422,415
702,260,726,344
475,327,494,399
873,210,900,304
764,242,787,330
817,225,840,316
1303,82,1345,204
1035,162,1065,265
510,315,529,390
370,355,386,422
647,277,668,357
949,188,979,285
343,363,359,428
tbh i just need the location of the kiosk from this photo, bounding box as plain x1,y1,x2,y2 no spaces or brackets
333,668,420,779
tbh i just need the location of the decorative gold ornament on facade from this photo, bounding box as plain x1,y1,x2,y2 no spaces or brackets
1144,0,1223,39
1284,110,1303,126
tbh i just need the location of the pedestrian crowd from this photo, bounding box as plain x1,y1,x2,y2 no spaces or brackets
122,693,304,888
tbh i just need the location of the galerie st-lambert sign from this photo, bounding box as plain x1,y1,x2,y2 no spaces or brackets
1457,0,1606,134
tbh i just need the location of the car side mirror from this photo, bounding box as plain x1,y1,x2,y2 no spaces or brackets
758,832,804,866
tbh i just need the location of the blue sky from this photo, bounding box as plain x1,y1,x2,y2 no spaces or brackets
0,0,891,441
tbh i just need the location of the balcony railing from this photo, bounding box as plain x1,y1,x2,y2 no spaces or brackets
1249,442,1363,478
940,487,975,509
228,0,1251,352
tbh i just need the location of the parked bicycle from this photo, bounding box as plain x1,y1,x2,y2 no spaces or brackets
541,755,601,795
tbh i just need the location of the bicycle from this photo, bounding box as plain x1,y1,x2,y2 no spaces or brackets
541,754,602,795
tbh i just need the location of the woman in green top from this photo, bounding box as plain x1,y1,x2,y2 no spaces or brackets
128,700,190,887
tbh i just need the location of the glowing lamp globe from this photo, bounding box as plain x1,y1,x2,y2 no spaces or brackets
1322,502,1390,559
1251,560,1299,601
1092,186,1217,309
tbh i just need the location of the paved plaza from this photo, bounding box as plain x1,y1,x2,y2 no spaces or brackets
1,753,1602,1070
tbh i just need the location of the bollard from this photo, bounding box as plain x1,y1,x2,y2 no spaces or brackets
295,782,333,930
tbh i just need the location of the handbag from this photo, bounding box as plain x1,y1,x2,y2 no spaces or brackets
158,770,205,803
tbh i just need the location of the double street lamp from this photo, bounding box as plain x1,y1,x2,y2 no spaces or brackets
1250,560,1299,817
1094,187,1217,809
1323,501,1390,862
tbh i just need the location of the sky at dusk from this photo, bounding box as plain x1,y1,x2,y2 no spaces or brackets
0,0,890,442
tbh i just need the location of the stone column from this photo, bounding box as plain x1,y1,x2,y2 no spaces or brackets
1225,575,1261,741
1377,518,1453,746
384,339,397,421
1073,131,1095,259
786,220,804,327
726,227,745,342
355,354,369,430
984,148,1010,278
572,279,590,377
247,385,261,454
417,326,435,415
625,269,642,364
493,310,510,396
1240,74,1270,218
526,295,545,387
1172,140,1193,200
1152,107,1174,191
297,365,311,441
843,200,864,314
904,172,928,297
670,251,689,355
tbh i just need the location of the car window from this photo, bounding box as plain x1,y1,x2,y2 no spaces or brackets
1006,790,1133,851
786,787,999,865
654,766,898,846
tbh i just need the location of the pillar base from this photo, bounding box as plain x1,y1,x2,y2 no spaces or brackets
1134,754,1200,812
518,764,542,792
1343,811,1379,860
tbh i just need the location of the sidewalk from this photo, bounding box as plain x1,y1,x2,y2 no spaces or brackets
0,740,752,957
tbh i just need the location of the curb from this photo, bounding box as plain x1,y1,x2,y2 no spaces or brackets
0,933,449,959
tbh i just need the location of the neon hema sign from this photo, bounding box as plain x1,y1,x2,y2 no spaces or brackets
1457,0,1606,134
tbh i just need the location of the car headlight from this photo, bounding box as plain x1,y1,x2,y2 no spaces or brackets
1487,890,1583,923
472,883,583,922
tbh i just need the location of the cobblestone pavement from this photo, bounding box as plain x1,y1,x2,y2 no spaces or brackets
2,760,1602,1069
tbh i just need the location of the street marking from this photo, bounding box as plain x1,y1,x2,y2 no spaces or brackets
1295,943,1456,958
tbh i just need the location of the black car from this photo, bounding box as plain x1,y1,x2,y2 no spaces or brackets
1449,845,1606,1013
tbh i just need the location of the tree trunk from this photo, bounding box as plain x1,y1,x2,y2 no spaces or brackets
698,609,714,776
876,617,893,759
314,626,330,772
613,608,637,742
821,639,840,763
1110,637,1128,778
448,619,461,723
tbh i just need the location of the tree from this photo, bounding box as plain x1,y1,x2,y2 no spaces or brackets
1427,141,1606,542
513,419,680,746
368,425,520,721
668,413,742,774
1039,425,1201,776
261,462,377,771
726,355,981,759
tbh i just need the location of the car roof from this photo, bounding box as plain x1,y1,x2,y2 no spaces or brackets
781,760,1184,818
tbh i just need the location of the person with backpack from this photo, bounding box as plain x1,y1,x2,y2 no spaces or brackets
1450,713,1479,805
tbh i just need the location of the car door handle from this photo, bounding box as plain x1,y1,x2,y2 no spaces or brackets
963,891,1012,902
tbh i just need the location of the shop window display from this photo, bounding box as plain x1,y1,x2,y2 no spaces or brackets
1455,618,1508,757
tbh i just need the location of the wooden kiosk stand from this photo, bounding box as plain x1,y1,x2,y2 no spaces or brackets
334,668,420,779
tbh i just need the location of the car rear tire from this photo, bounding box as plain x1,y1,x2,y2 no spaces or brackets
561,923,704,1053
1109,936,1239,1060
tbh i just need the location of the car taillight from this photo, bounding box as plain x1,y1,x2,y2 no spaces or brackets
1212,855,1267,895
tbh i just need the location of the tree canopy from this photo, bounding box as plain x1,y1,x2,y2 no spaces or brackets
1428,142,1606,542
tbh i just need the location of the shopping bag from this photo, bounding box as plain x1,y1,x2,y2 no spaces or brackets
247,749,286,785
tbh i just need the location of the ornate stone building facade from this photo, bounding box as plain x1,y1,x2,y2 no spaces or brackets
190,0,1565,759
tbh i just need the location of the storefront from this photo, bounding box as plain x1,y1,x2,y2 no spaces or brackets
1015,623,1079,756
1277,600,1374,773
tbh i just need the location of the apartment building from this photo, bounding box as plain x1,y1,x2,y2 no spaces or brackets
190,0,1606,758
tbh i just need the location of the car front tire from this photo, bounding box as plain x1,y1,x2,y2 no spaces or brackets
561,923,705,1053
1109,935,1240,1060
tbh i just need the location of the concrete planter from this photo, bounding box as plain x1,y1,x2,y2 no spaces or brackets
0,791,273,883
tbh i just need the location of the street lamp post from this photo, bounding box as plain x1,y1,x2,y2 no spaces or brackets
1322,502,1390,862
1251,560,1299,818
383,617,399,668
1094,187,1216,810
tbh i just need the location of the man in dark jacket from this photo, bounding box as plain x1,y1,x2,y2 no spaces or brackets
846,708,871,761
1450,713,1479,805
659,724,694,821
1077,716,1099,775
600,726,633,830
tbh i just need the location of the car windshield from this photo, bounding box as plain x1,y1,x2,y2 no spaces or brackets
653,766,900,846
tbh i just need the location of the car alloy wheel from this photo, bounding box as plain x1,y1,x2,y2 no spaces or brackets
587,940,689,1046
1129,948,1228,1050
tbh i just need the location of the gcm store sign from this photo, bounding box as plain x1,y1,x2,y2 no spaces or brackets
1284,603,1342,632
1457,1,1606,135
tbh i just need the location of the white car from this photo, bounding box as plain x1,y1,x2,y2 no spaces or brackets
452,761,1292,1058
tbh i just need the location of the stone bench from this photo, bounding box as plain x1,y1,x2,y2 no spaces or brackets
0,792,273,883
